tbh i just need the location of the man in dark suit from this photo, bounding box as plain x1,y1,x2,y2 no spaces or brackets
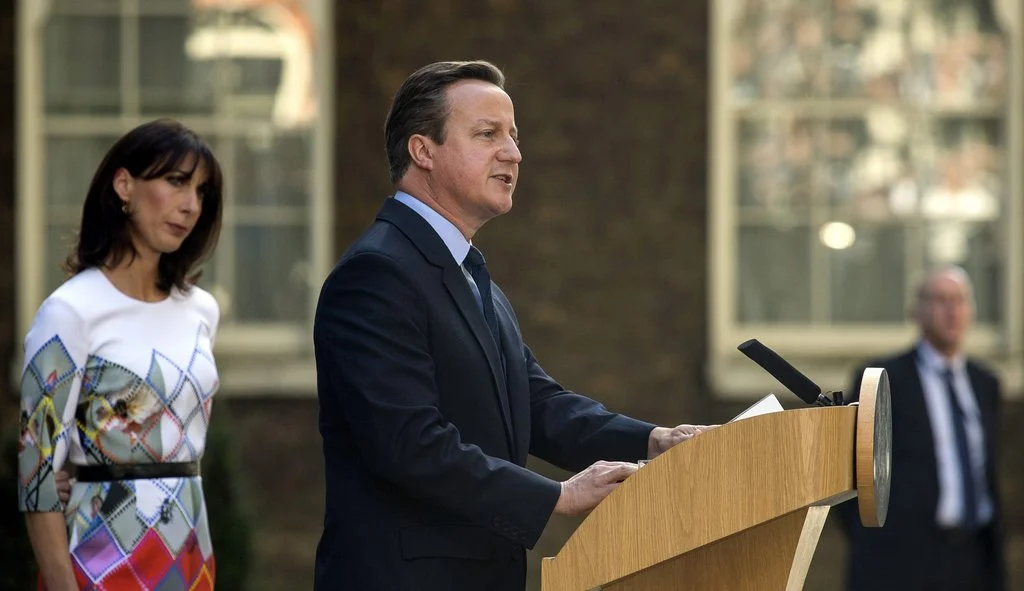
312,60,709,591
841,266,1005,590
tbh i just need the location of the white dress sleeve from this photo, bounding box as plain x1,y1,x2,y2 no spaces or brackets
18,297,89,512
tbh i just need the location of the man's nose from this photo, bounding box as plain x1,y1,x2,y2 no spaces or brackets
500,136,522,163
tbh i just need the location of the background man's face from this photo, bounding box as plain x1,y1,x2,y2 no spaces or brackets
916,272,973,354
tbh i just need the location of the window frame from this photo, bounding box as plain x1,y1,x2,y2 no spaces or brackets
708,0,1023,399
15,0,335,395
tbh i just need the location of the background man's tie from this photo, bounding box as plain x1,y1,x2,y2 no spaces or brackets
942,367,978,529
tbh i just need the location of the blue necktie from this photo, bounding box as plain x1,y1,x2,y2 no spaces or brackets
464,246,499,341
942,367,978,529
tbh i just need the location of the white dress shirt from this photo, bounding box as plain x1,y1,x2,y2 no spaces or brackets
914,340,993,527
393,191,486,308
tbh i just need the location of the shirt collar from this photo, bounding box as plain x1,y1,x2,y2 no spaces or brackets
916,339,966,374
393,191,472,265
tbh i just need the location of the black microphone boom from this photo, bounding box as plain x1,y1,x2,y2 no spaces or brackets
737,339,822,405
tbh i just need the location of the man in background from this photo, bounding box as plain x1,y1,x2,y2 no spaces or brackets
841,265,1005,590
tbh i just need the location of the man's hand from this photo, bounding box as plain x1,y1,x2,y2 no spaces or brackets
647,424,717,460
55,471,73,505
553,461,638,516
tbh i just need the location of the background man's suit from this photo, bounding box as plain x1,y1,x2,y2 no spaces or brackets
840,347,1005,590
313,197,654,591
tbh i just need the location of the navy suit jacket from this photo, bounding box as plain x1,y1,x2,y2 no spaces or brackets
839,348,1005,591
313,198,654,591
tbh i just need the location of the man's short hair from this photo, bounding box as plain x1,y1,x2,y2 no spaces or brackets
911,263,976,315
384,60,506,184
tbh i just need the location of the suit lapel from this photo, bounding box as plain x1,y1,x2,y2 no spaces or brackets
900,349,938,478
441,267,516,444
493,292,524,461
966,363,997,480
377,198,516,454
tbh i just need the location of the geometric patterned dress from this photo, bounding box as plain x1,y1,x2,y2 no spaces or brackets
18,268,220,591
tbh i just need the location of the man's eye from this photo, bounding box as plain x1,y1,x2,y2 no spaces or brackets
481,130,494,138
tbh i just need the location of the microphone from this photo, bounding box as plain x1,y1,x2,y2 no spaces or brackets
737,339,837,406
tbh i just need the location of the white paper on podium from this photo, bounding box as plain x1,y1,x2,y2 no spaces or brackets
729,393,784,423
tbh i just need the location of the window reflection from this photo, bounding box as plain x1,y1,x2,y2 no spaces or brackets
731,0,1007,103
729,0,1009,324
188,0,317,128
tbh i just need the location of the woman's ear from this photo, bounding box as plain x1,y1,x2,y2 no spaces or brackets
112,168,133,202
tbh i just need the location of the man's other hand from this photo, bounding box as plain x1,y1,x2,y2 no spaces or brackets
553,461,638,516
647,424,717,460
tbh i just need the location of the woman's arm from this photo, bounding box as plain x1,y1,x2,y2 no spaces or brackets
19,297,90,589
25,512,78,590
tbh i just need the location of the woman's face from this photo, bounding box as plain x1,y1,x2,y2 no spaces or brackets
115,155,207,257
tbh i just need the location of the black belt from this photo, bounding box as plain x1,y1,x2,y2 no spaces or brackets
75,461,201,482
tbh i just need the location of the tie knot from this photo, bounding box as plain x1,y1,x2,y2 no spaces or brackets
464,246,486,269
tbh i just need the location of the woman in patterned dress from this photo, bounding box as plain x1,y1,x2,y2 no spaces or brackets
18,118,224,590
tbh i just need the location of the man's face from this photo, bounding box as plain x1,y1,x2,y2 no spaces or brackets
916,272,973,354
429,80,521,230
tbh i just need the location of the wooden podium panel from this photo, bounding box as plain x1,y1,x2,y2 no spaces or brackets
609,506,830,591
541,405,870,591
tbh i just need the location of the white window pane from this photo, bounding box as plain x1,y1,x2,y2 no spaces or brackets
737,225,811,323
731,0,829,100
916,117,1004,219
828,2,901,98
828,225,906,323
46,136,118,206
139,16,216,115
215,11,284,96
44,16,121,114
235,133,310,206
184,8,316,122
912,0,1008,103
233,225,309,322
825,118,874,210
738,118,818,212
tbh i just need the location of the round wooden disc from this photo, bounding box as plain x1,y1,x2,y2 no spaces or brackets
856,367,892,527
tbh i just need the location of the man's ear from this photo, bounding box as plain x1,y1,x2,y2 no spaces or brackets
112,168,133,202
408,134,435,172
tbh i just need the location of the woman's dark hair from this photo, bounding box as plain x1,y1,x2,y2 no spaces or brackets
65,118,224,293
384,60,506,183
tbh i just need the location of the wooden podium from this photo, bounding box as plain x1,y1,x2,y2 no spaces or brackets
541,368,891,591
